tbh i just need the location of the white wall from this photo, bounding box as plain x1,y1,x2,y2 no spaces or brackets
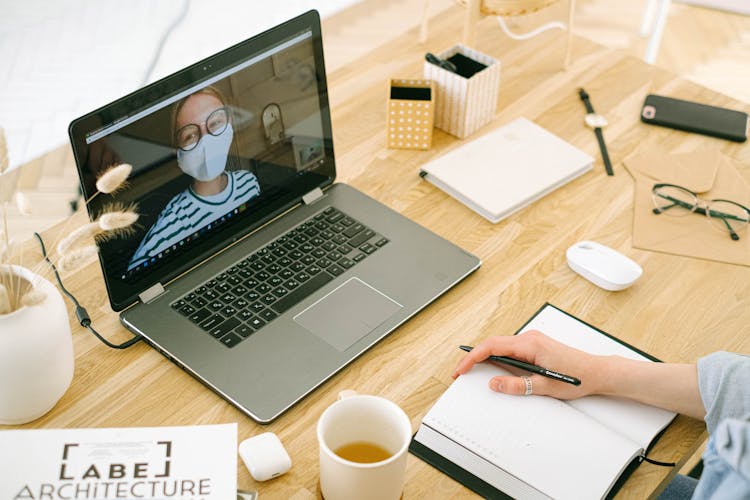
0,0,360,170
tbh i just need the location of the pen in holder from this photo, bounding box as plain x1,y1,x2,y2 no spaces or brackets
424,44,500,139
386,79,435,150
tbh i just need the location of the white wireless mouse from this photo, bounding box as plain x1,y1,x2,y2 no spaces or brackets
566,241,642,291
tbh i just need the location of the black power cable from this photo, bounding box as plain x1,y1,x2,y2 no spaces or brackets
34,232,142,349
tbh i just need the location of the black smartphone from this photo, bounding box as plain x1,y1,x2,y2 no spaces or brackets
640,94,748,142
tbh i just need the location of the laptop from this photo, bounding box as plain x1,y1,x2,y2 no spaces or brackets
69,10,480,423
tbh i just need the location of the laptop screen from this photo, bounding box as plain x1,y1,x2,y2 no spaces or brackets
69,11,334,311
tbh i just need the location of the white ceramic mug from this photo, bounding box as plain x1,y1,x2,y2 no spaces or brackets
317,393,412,500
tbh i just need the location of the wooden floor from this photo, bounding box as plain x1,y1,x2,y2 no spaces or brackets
8,0,750,246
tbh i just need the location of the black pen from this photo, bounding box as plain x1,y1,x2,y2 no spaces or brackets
425,52,457,73
459,345,581,386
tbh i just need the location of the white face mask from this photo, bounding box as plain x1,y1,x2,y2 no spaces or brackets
176,123,233,182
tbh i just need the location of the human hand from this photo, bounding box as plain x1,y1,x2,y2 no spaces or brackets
452,330,605,400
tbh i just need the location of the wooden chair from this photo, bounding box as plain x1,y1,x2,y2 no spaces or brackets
640,0,672,64
420,0,576,68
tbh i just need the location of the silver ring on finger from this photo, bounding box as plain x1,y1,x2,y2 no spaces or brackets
521,376,533,396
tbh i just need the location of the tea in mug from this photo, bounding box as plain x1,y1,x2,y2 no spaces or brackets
334,441,392,464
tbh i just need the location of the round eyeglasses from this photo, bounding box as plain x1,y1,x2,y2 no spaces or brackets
175,107,229,151
651,183,750,241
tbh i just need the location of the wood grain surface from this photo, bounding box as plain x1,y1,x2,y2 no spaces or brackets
9,4,750,499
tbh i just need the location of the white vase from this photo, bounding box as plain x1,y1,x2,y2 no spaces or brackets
0,265,74,424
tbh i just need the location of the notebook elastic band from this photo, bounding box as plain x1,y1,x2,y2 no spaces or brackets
641,454,676,467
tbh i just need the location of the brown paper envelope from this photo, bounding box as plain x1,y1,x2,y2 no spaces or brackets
624,150,720,192
624,151,750,266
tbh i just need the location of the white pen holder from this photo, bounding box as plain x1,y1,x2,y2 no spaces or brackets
424,44,500,139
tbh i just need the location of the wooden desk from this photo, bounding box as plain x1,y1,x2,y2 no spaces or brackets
10,5,750,499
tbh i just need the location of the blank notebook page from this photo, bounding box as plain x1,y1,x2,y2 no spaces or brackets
424,363,640,500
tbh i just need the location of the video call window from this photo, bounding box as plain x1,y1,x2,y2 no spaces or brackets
80,32,328,282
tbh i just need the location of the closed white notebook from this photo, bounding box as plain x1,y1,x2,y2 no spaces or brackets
420,118,593,223
412,304,676,500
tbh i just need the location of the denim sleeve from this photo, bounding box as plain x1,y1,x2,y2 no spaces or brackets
692,417,750,499
697,351,750,433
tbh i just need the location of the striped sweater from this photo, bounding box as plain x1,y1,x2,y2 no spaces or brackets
128,170,260,270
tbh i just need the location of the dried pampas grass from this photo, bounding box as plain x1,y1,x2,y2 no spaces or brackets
0,126,8,174
96,163,132,194
15,191,31,215
0,283,10,314
98,209,139,231
57,222,102,256
57,245,99,274
0,237,13,262
43,176,138,293
21,288,46,307
0,132,136,314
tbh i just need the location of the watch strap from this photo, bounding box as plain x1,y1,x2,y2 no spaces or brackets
578,88,614,176
579,89,595,114
594,128,613,176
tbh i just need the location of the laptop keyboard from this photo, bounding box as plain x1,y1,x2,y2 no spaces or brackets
169,206,389,348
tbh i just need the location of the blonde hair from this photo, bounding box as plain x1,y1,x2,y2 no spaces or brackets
171,85,228,144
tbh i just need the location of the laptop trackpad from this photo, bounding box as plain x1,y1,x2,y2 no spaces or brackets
293,277,402,352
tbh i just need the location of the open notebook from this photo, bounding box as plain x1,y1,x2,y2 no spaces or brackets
410,304,676,500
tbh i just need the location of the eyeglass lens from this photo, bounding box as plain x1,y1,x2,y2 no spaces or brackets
651,185,696,217
177,107,229,151
706,200,750,235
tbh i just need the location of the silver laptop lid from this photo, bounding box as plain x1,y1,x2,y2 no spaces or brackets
68,10,335,311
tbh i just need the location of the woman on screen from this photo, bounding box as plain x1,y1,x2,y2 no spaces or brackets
128,86,260,270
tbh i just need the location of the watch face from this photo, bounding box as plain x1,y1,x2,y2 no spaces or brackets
585,113,608,129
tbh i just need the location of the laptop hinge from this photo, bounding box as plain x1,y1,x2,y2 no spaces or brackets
302,187,324,205
139,283,166,304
